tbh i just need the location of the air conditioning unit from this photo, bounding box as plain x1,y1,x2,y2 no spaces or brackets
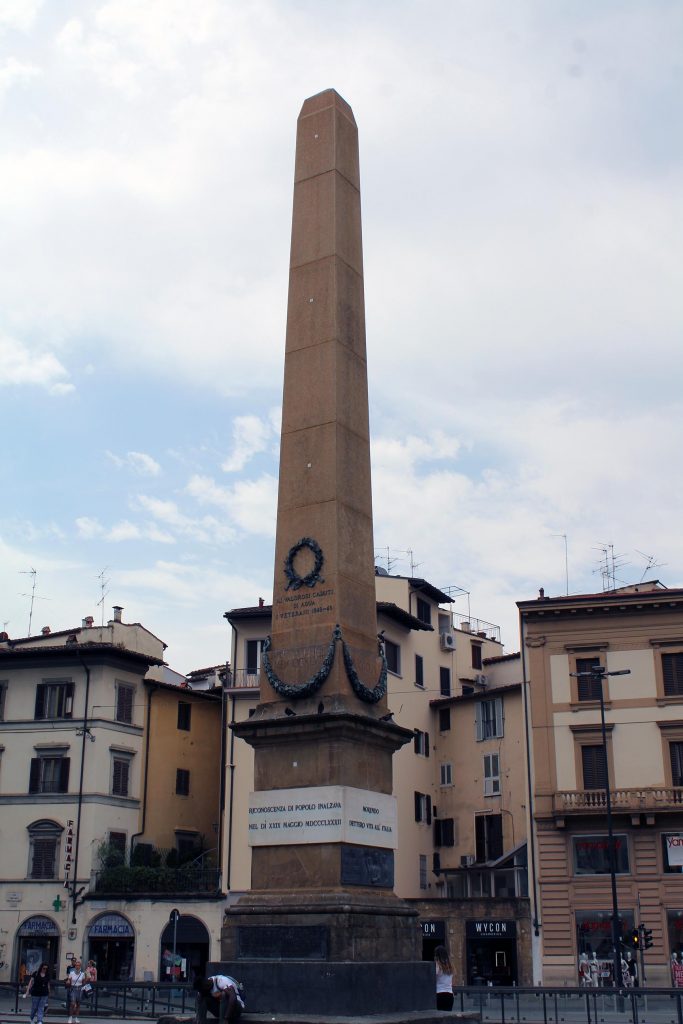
440,632,456,651
475,673,488,686
460,854,475,868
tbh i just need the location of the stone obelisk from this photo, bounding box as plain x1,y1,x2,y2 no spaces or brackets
221,90,433,1016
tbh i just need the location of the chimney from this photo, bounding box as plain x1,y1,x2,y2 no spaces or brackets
112,606,123,623
82,616,94,628
0,631,9,642
539,587,545,600
258,597,265,608
42,626,51,636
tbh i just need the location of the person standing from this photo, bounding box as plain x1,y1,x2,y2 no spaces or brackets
65,958,86,1024
23,963,50,1024
434,945,454,1012
194,974,244,1023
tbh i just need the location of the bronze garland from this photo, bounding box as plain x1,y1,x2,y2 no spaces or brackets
262,627,341,699
284,537,325,591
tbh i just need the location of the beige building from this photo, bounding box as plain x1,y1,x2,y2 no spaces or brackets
0,611,225,983
225,570,532,984
519,582,683,986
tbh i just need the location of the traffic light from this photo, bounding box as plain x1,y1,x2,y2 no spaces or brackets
631,928,640,949
642,927,654,950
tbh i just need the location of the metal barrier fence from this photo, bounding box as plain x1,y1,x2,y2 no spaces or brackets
453,985,683,1023
0,981,195,1018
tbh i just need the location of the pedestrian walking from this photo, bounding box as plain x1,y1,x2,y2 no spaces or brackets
434,945,455,1012
23,963,50,1024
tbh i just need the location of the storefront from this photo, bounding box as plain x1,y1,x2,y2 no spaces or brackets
420,919,446,961
465,919,517,986
159,915,210,982
16,916,60,979
575,909,635,986
87,913,135,981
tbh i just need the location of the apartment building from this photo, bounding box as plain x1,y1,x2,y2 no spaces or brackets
225,570,532,984
519,582,683,986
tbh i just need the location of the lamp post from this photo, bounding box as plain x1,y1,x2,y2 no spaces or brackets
571,664,630,989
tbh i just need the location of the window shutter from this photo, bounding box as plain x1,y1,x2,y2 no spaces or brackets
433,819,442,846
442,818,455,847
582,745,607,790
495,698,503,738
426,795,432,825
59,757,70,793
671,743,683,787
414,791,422,823
65,682,74,718
489,814,503,860
413,730,420,754
29,757,40,793
475,815,486,862
440,667,451,696
34,685,45,720
475,702,483,741
425,732,430,757
663,654,683,697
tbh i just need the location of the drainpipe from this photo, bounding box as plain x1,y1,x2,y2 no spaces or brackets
226,694,237,891
131,683,157,852
519,610,541,944
71,654,91,925
217,665,228,890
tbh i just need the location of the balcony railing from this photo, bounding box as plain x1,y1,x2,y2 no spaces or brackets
92,864,220,895
226,668,260,688
555,786,683,813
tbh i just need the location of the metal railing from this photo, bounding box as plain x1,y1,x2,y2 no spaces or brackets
0,981,195,1019
453,984,683,1023
225,669,259,689
556,787,683,813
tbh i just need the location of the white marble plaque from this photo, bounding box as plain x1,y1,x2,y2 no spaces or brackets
247,785,397,849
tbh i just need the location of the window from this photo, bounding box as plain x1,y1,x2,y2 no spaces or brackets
475,813,503,862
439,667,451,697
415,654,424,688
34,681,73,720
108,832,127,858
29,754,70,794
419,854,428,890
115,684,135,724
176,768,190,796
662,833,683,873
572,834,630,875
177,701,192,731
440,762,453,786
576,657,603,701
245,639,264,681
0,681,6,721
416,597,431,626
671,743,683,787
438,707,451,732
414,729,430,757
112,756,131,797
176,830,200,860
385,639,401,675
434,817,455,847
483,753,500,795
476,697,503,741
414,791,432,824
663,654,683,697
582,744,608,790
471,643,483,670
27,820,62,879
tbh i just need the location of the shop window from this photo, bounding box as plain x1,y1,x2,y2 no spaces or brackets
576,909,634,965
475,813,503,862
662,834,683,873
414,729,429,756
440,667,451,696
416,597,431,626
383,639,400,675
663,653,683,697
34,681,73,720
29,753,70,794
438,707,451,732
434,817,455,847
576,657,603,701
111,756,131,797
476,697,503,741
419,854,428,890
572,834,630,874
415,655,424,688
668,910,683,959
27,820,63,879
115,684,135,724
472,643,483,670
176,768,191,796
414,791,432,824
483,753,500,795
177,701,192,731
582,744,608,790
440,762,453,786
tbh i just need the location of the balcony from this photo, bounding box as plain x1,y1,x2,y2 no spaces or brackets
226,668,260,689
92,845,220,896
555,787,683,816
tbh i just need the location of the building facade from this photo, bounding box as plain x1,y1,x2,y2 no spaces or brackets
520,582,683,987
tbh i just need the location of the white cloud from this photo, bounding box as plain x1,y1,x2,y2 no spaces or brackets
186,473,277,537
222,414,273,472
106,450,162,475
75,516,103,539
135,494,235,544
0,333,73,394
0,57,40,100
0,0,43,33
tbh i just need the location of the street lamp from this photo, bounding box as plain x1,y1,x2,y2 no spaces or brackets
571,664,630,989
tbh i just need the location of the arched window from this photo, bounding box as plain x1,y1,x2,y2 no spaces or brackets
27,820,63,880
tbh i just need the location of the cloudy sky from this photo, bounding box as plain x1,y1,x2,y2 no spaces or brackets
1,0,681,673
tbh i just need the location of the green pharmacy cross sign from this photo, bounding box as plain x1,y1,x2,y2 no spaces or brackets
52,895,64,912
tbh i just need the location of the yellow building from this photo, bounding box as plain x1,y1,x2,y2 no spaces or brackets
519,581,683,986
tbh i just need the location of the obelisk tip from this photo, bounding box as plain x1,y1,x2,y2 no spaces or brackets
299,88,356,125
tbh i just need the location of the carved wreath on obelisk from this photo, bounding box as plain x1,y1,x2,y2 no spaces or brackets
263,536,388,704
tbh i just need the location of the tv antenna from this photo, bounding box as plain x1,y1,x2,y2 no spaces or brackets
635,550,666,584
551,533,569,595
592,543,628,591
96,567,111,626
18,568,49,636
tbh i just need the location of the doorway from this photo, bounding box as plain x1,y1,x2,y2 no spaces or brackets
159,915,210,983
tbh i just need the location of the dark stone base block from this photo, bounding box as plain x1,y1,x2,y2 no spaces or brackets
206,960,435,1015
